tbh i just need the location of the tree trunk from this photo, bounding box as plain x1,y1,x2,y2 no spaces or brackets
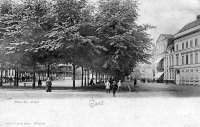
84,69,87,86
16,69,19,86
38,72,40,80
81,66,84,87
87,68,90,86
0,69,3,86
14,69,17,86
32,66,36,89
72,64,75,89
99,72,100,83
92,70,94,79
47,64,50,78
95,71,97,84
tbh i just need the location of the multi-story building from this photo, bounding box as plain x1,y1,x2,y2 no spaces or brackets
164,41,175,83
153,34,174,82
174,15,200,85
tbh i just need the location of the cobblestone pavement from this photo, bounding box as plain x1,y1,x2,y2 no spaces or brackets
1,81,200,127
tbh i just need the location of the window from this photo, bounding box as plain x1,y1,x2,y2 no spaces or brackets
176,55,179,65
186,55,188,64
191,69,193,72
176,44,178,51
195,53,198,63
195,39,198,46
190,53,193,64
190,40,193,48
182,55,184,65
186,41,188,48
182,43,184,49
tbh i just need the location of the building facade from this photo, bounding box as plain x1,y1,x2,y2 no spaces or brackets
153,34,174,82
174,15,200,85
164,41,175,83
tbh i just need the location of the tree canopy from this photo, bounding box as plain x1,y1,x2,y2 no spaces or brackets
0,0,153,83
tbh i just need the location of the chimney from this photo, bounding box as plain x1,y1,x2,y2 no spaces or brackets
197,15,200,20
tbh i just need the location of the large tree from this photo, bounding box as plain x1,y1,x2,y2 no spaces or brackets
94,0,153,81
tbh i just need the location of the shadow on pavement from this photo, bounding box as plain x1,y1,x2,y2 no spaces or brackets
0,84,106,92
2,82,200,98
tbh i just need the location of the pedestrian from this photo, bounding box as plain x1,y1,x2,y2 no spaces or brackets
134,78,137,88
46,77,52,92
109,77,113,90
112,81,118,97
9,77,13,86
89,78,95,86
117,80,122,92
38,79,42,87
105,80,110,93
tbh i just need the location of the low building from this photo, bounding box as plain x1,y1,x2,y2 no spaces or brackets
140,64,154,81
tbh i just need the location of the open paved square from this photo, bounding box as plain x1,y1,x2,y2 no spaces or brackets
1,81,200,127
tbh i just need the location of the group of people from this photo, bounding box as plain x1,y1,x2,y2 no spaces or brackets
105,79,122,97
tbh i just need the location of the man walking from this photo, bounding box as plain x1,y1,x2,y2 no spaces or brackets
46,77,52,92
112,81,118,97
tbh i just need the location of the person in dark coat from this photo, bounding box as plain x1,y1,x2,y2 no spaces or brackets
112,81,118,97
38,79,42,87
109,77,114,90
46,77,52,92
89,78,95,86
134,78,137,88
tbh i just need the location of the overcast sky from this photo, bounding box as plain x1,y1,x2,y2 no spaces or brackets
137,0,200,42
90,0,200,43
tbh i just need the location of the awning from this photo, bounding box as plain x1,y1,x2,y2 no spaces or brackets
154,72,164,79
153,57,163,64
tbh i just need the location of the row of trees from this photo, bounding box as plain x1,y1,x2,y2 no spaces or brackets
0,0,153,88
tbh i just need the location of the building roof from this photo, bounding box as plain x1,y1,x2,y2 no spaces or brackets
162,34,174,39
156,34,174,43
177,19,200,34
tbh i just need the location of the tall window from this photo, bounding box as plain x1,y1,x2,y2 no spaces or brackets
176,54,179,65
186,55,188,64
176,44,178,51
190,53,193,64
182,43,184,49
190,40,193,48
195,39,198,46
195,53,198,63
186,41,188,48
182,55,184,65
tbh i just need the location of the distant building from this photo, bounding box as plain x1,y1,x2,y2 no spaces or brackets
174,15,200,85
140,64,153,81
153,34,174,82
164,40,175,83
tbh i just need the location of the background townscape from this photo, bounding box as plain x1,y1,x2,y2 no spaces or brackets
1,0,200,127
